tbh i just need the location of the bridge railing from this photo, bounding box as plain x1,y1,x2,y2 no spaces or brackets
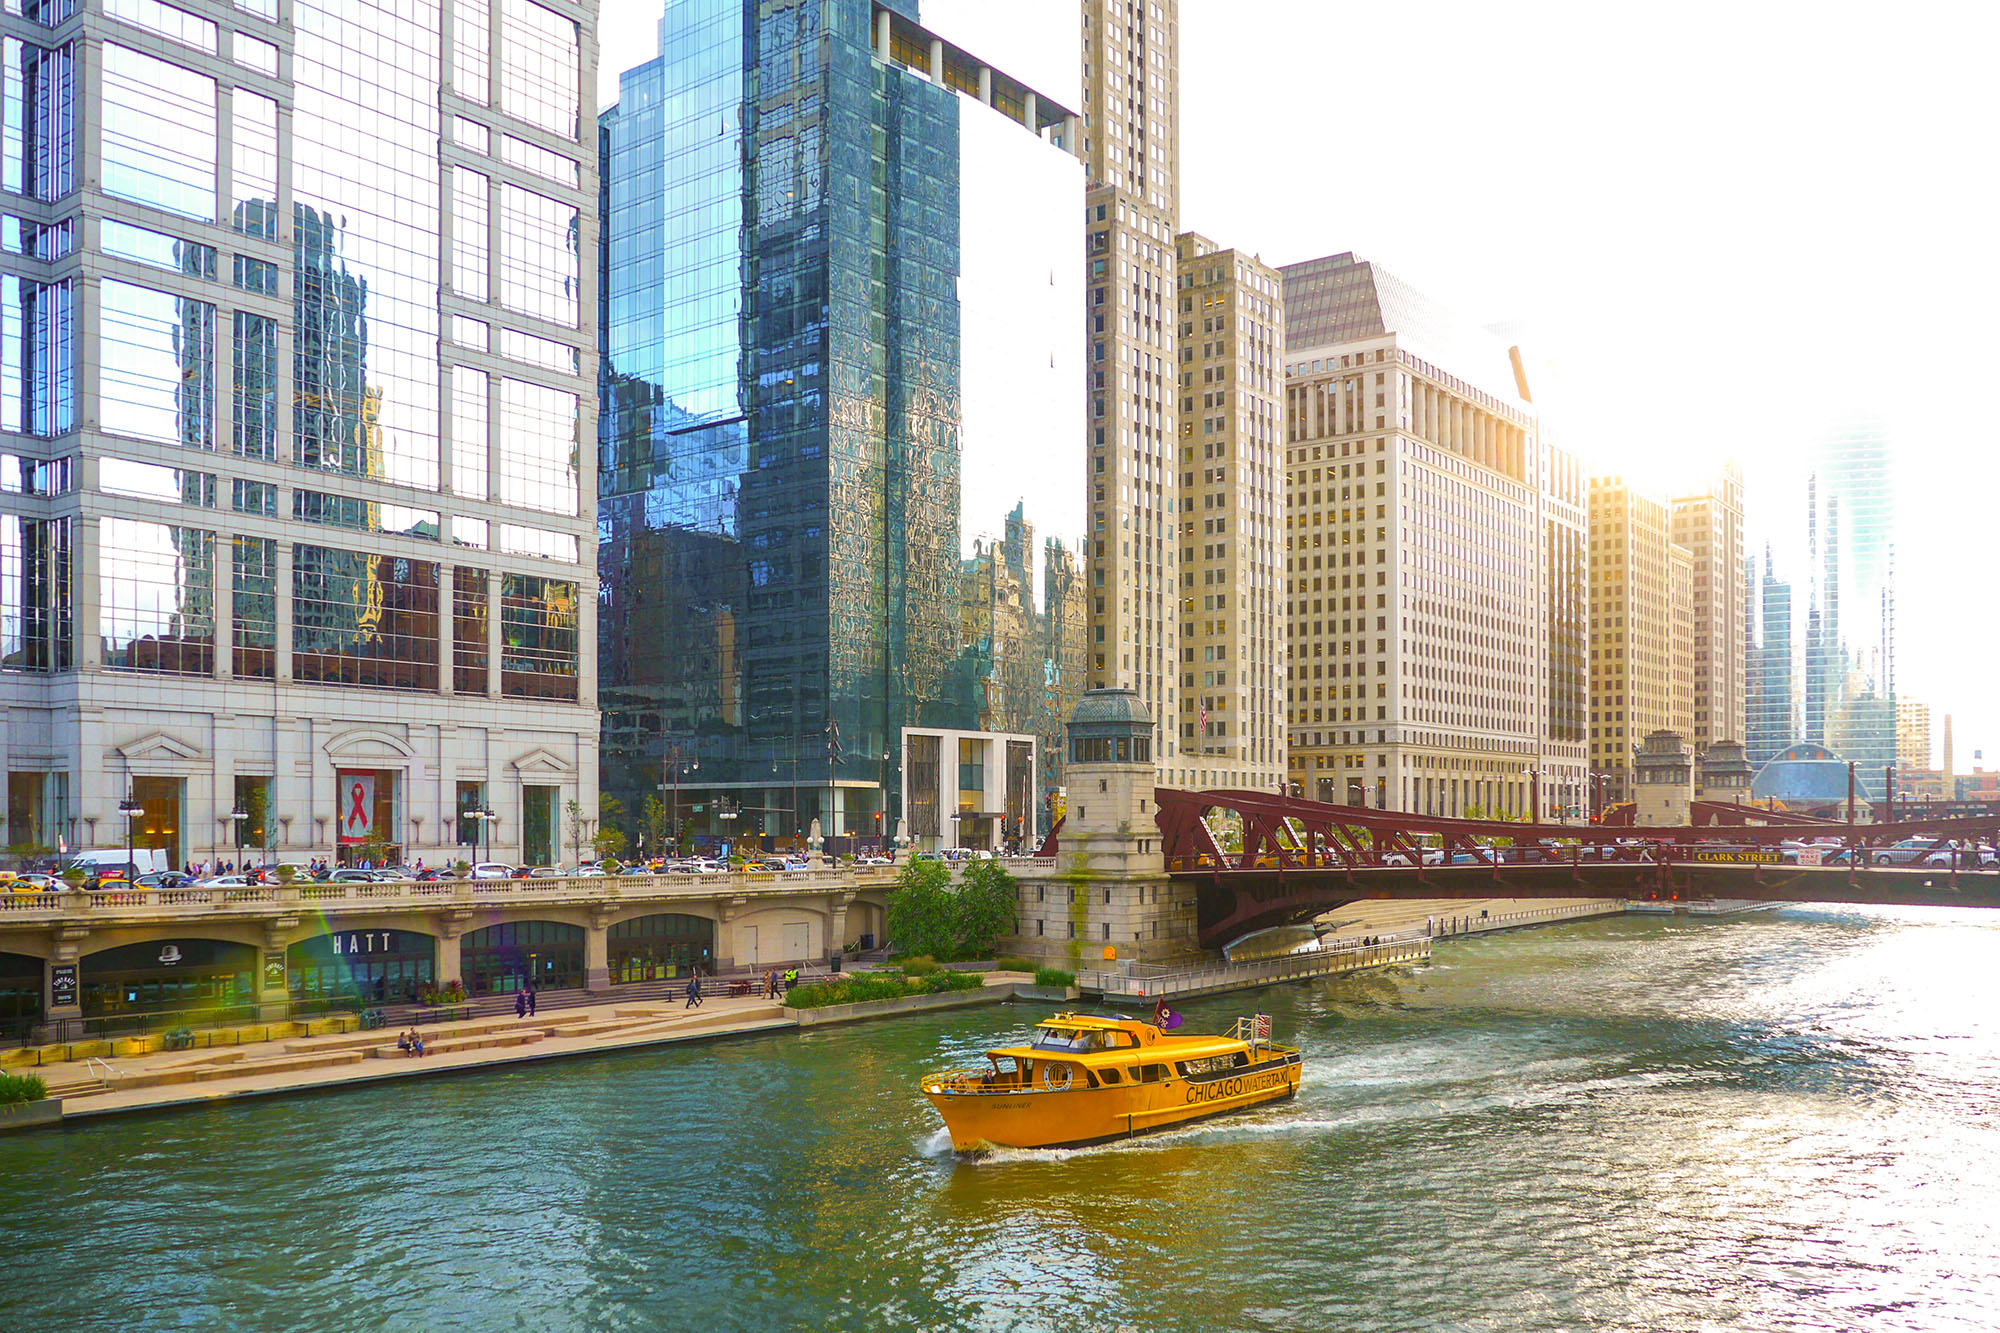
0,866,906,924
1079,932,1432,999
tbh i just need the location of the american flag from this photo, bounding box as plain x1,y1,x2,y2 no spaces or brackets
1254,1013,1271,1041
1200,701,1208,735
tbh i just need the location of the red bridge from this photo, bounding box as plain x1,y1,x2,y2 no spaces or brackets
1136,789,2000,949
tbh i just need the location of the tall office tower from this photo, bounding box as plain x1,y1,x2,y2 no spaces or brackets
1746,547,1797,767
1280,253,1586,821
0,0,601,869
1080,0,1181,772
598,1,1085,849
1812,414,1895,771
1670,462,1746,751
1896,697,1931,772
1587,477,1693,805
1172,232,1284,791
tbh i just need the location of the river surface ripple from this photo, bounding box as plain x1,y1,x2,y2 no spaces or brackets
5,906,1999,1332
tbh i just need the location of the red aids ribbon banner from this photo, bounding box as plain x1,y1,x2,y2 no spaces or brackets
338,773,376,843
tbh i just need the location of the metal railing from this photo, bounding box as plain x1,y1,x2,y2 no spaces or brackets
0,864,909,925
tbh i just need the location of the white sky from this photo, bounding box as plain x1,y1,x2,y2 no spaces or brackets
593,0,2000,766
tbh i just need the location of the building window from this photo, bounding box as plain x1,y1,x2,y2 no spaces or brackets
100,517,212,674
291,544,439,691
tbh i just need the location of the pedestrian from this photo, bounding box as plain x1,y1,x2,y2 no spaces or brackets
783,967,798,991
685,974,702,1009
765,969,778,1000
526,987,537,1017
516,989,528,1019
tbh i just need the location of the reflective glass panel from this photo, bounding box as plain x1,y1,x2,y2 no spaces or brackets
451,516,487,548
293,488,440,540
100,218,216,278
452,565,486,692
498,182,577,326
98,279,215,448
452,167,489,301
0,512,70,670
99,457,216,506
291,543,439,690
231,92,279,233
292,0,441,493
497,375,576,515
499,0,577,140
500,572,576,698
452,0,489,104
232,534,275,677
104,0,216,53
100,44,215,221
450,366,488,499
496,523,576,562
100,516,213,673
232,310,277,458
232,31,278,76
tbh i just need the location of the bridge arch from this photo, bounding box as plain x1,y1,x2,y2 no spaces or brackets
607,912,713,982
461,920,584,994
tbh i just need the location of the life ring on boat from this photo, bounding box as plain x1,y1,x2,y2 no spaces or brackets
1039,1060,1075,1092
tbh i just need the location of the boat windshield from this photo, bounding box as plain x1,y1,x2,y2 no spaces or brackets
1030,1026,1131,1053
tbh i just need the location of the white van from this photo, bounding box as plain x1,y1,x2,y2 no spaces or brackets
66,848,169,877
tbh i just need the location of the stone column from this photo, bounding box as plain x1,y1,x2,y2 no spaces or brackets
977,65,992,105
436,907,470,986
584,907,613,992
826,892,851,961
874,7,890,60
1022,90,1037,134
928,36,943,83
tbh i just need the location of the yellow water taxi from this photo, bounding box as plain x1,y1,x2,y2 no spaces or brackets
921,1010,1302,1151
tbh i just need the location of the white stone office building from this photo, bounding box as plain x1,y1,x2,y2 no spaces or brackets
1,0,601,870
1280,252,1587,820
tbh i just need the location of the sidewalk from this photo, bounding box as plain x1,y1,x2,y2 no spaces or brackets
1316,895,1626,939
28,977,1020,1124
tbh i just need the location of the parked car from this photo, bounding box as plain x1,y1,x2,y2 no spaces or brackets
471,862,516,880
199,874,255,888
856,855,892,866
133,871,197,889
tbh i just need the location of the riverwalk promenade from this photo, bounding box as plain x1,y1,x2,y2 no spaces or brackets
3,896,1627,1131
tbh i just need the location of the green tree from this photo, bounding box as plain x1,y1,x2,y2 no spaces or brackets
955,858,1018,959
643,795,673,857
593,796,629,858
886,857,956,959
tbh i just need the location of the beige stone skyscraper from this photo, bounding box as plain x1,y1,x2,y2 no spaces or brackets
1280,253,1588,820
1589,477,1694,805
1173,233,1286,790
1081,0,1182,768
1670,463,1747,752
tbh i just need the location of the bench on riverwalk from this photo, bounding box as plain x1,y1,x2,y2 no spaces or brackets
115,1049,370,1089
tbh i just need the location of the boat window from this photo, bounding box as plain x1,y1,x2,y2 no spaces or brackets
1140,1064,1166,1083
1180,1055,1239,1077
1100,1067,1122,1084
1032,1027,1110,1053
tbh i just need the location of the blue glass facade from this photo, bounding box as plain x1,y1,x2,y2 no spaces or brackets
601,0,1084,839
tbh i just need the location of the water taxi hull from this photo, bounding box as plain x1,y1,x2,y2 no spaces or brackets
925,1050,1302,1152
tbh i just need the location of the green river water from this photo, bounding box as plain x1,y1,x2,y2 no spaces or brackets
4,905,1999,1332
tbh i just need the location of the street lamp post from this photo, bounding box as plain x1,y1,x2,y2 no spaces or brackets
662,743,697,859
475,807,495,865
229,807,248,872
117,793,145,883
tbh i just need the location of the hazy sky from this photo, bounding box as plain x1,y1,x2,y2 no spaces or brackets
593,0,1998,765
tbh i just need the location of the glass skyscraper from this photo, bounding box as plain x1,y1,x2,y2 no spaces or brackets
1,0,601,869
598,0,1084,846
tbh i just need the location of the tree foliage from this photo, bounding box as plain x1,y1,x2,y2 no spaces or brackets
886,856,1019,960
886,857,956,959
956,858,1018,959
